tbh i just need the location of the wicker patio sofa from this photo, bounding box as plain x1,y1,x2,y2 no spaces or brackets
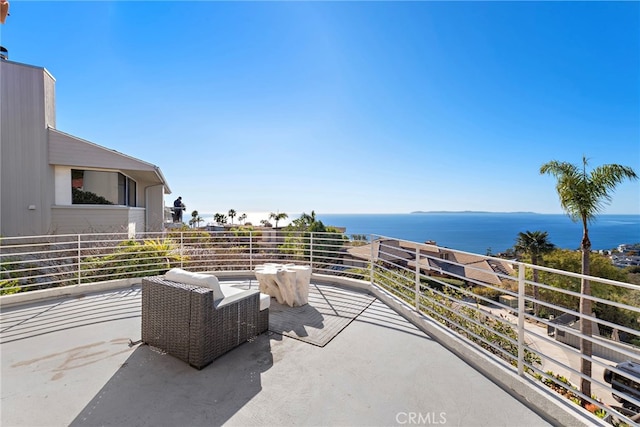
142,271,269,369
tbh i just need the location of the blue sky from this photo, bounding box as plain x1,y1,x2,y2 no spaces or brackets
3,1,639,217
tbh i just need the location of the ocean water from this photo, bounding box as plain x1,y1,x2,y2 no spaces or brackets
314,213,640,255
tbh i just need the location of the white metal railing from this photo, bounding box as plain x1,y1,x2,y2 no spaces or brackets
0,230,362,291
370,238,640,425
1,230,639,424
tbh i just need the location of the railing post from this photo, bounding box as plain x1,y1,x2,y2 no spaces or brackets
517,262,526,376
249,231,253,271
415,247,420,310
77,234,81,285
310,232,314,268
180,232,184,269
370,235,375,286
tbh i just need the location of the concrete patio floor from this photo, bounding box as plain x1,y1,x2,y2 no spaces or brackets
2,280,574,426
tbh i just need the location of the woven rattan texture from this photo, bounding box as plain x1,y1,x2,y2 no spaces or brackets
142,276,268,369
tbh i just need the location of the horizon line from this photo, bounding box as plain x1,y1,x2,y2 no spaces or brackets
195,211,640,217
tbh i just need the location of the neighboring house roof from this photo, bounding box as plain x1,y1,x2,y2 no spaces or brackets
347,238,515,286
346,244,372,261
48,128,171,193
449,253,508,286
346,239,414,262
404,241,516,286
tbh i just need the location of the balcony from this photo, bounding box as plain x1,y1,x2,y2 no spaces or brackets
2,231,639,426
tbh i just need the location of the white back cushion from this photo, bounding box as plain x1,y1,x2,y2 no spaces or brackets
165,268,224,300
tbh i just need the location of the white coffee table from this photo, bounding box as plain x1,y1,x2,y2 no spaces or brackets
254,263,311,307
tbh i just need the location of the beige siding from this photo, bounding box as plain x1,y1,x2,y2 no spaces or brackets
145,185,165,232
51,206,146,234
0,61,55,236
48,129,158,172
128,208,146,234
43,71,56,128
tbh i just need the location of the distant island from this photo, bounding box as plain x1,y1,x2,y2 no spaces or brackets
410,210,539,214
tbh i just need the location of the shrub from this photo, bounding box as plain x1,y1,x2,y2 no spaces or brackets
357,265,541,369
81,239,184,281
72,187,113,205
471,285,502,301
0,257,37,294
0,278,21,295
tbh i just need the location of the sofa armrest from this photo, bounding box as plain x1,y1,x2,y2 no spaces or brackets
189,288,260,368
215,289,260,309
141,276,206,364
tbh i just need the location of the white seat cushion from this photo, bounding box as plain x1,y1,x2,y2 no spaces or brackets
220,283,270,311
165,268,224,301
259,293,270,311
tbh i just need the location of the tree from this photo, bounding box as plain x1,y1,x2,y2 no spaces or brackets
289,211,325,232
260,219,272,227
300,210,316,223
537,249,635,341
514,230,555,316
213,213,228,225
269,212,288,228
238,213,247,225
228,209,237,224
190,210,203,228
540,156,637,401
282,211,345,265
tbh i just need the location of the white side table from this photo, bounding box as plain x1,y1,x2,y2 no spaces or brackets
255,264,311,307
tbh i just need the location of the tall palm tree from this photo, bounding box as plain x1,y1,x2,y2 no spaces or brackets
228,209,237,224
238,213,247,225
540,156,637,401
298,210,317,226
213,213,227,225
514,230,555,316
191,210,199,229
269,212,288,228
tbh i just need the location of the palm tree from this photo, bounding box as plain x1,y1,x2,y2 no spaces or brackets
269,212,288,228
213,213,227,225
238,213,247,225
514,230,555,317
191,210,199,229
299,210,316,225
228,209,236,224
289,211,327,233
540,156,637,401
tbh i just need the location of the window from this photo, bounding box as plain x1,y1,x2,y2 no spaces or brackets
71,169,137,206
128,179,137,206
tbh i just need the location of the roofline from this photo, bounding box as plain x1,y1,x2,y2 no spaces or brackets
1,58,56,81
154,166,171,194
48,127,171,193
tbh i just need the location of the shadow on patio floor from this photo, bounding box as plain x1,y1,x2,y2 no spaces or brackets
268,283,376,346
70,333,273,427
